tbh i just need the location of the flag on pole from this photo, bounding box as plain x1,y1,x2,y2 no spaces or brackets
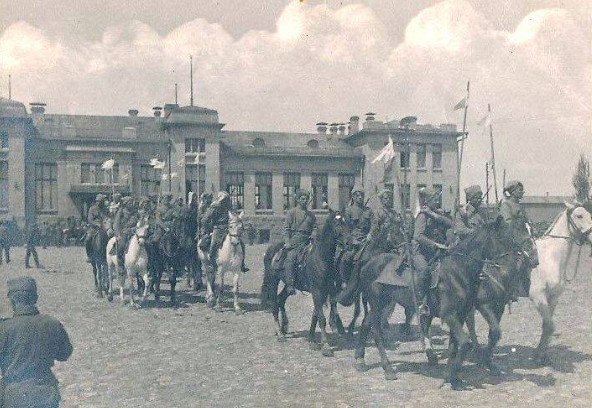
149,158,160,166
120,172,129,181
371,136,395,164
453,97,467,111
193,154,201,164
477,113,492,127
170,172,178,178
161,173,168,181
101,159,115,170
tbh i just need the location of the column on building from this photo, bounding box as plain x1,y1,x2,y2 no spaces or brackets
408,143,418,214
7,136,26,221
327,173,339,210
205,140,221,193
301,172,312,193
170,140,185,200
243,172,256,215
271,171,284,213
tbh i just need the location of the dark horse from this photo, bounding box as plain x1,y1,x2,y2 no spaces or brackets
87,228,110,300
260,210,350,356
151,229,183,304
343,215,510,388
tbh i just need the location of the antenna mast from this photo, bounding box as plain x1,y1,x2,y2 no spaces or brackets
190,56,194,107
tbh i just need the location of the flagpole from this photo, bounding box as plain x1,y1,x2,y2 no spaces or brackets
455,80,470,213
488,104,499,202
485,162,490,206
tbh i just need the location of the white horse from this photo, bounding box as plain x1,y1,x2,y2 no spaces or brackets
198,211,246,313
105,235,119,302
530,203,592,364
123,221,151,307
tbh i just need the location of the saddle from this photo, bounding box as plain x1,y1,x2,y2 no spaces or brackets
271,244,311,272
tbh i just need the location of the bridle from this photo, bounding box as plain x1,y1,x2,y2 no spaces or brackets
227,219,243,246
543,207,592,246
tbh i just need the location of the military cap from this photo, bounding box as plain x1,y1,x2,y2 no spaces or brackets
113,193,122,200
464,185,483,199
504,180,523,194
295,189,310,200
200,192,213,200
7,276,37,294
378,188,393,198
351,179,364,196
95,194,106,202
418,186,436,198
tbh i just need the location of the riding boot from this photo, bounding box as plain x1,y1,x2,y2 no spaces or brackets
284,267,296,295
85,235,93,263
239,241,249,272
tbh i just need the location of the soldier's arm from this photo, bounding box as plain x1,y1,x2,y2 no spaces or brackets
453,210,472,237
52,320,73,362
283,211,294,244
498,201,513,224
414,213,446,249
368,210,381,239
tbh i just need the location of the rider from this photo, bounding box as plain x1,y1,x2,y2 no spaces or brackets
113,196,137,265
367,188,405,252
283,189,317,295
499,180,538,299
201,191,249,273
151,194,175,246
340,186,373,282
85,194,107,262
412,187,453,315
453,185,488,241
197,192,213,244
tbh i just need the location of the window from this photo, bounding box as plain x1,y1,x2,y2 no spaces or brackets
400,150,409,169
0,131,8,149
283,172,301,210
185,164,206,199
307,139,319,149
255,172,273,210
252,138,265,147
81,163,119,184
35,163,57,211
185,138,205,153
401,184,411,210
432,144,442,169
140,165,162,196
0,162,7,208
338,173,355,211
417,144,426,168
433,184,443,208
311,173,328,210
224,172,244,209
384,183,395,209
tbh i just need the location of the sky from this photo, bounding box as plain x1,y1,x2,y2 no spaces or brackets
0,0,590,195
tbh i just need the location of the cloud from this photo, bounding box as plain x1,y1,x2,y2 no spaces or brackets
0,0,589,194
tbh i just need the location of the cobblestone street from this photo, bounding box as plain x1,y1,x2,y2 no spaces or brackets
1,245,591,408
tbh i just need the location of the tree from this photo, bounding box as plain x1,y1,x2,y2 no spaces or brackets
572,154,590,203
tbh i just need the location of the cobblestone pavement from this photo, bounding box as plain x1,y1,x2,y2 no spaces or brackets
1,245,591,408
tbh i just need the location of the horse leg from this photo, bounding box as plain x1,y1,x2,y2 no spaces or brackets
214,267,224,311
233,270,244,314
401,305,415,339
169,264,177,305
533,295,556,365
347,294,361,337
444,314,472,390
353,307,372,372
142,270,151,301
308,309,320,350
329,297,346,336
278,287,290,335
127,268,137,307
273,285,286,342
92,263,102,298
466,308,480,351
420,312,438,365
370,288,397,380
119,265,126,304
205,264,216,308
477,304,504,376
313,290,333,357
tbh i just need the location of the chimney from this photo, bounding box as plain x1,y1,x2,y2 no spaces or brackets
365,112,376,122
338,123,346,136
349,116,360,134
316,122,328,135
153,106,163,118
128,109,139,117
30,102,46,126
329,123,339,136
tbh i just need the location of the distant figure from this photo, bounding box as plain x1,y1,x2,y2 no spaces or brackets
246,223,256,246
0,219,10,264
25,222,42,269
39,221,49,249
0,277,73,408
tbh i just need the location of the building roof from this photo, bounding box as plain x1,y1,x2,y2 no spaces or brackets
221,130,361,158
0,97,27,118
34,114,164,141
521,195,571,204
164,105,220,127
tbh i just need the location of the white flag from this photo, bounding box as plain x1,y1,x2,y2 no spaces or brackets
152,160,165,170
371,136,395,164
120,173,129,181
193,154,201,164
170,172,178,178
101,159,115,170
149,158,160,166
477,113,492,127
161,173,168,181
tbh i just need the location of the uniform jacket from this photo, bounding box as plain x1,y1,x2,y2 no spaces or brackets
499,198,531,248
283,207,316,248
453,203,487,239
202,204,230,234
87,204,105,229
369,205,404,251
413,210,451,259
344,204,372,244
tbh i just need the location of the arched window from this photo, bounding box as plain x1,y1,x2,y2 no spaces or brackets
307,139,319,149
252,138,265,147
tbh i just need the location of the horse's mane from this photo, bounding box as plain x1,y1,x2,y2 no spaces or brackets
543,209,566,236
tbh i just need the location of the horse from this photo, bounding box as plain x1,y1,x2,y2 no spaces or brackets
153,227,183,304
105,235,121,302
260,210,350,357
346,216,508,388
123,222,151,307
87,227,110,299
197,211,246,313
527,203,592,365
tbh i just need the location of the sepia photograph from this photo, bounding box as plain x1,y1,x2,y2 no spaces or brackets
0,0,590,407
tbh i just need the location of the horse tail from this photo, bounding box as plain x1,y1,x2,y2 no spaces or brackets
260,242,282,310
336,263,361,307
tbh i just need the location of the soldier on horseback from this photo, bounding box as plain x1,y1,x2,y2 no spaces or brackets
453,185,488,241
151,194,175,246
368,189,405,252
283,189,317,295
85,194,108,262
412,187,452,314
202,191,249,273
499,180,538,299
113,196,138,266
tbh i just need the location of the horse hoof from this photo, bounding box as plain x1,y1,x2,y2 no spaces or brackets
427,349,439,366
214,305,223,312
96,292,103,299
277,335,287,343
353,359,368,372
450,378,465,391
309,342,322,351
321,345,334,357
234,308,245,315
107,294,113,302
487,363,503,376
384,369,398,381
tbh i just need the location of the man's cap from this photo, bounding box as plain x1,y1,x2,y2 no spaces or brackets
464,185,483,198
113,193,122,200
351,179,364,196
95,194,106,202
504,180,523,194
7,276,37,294
295,189,310,200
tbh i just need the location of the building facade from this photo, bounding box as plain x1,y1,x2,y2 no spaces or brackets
0,97,460,241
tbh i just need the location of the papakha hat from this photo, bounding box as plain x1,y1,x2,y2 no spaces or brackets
504,180,523,193
7,276,37,294
464,185,483,199
295,189,310,199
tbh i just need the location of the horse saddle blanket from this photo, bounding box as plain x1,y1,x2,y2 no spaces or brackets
375,253,409,287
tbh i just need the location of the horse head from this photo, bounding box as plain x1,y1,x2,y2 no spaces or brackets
228,211,244,246
134,224,150,246
563,202,592,245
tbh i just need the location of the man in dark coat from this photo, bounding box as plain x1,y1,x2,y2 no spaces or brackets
453,185,488,241
0,219,11,264
367,189,405,252
85,194,107,262
25,222,42,269
0,277,73,408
